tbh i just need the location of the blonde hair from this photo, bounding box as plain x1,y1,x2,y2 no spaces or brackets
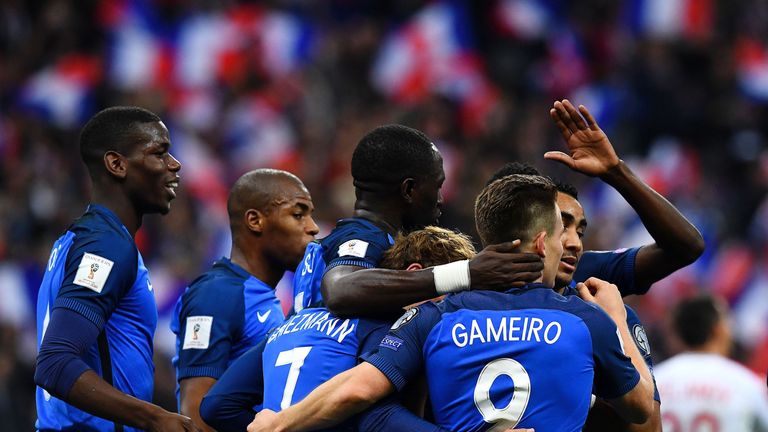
380,226,476,270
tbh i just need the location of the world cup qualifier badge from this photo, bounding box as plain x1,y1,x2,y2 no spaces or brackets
632,324,651,356
391,308,419,331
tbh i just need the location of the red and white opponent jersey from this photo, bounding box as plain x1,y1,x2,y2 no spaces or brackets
655,352,768,432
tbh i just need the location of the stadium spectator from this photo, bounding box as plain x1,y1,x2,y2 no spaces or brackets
655,295,768,431
170,169,319,431
246,174,655,431
33,107,198,431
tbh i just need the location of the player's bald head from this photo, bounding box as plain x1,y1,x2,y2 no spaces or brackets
227,169,307,228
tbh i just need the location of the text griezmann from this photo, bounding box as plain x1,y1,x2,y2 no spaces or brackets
267,311,356,344
451,316,562,347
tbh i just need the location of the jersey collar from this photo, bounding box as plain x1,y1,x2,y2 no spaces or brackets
86,203,131,236
505,282,554,294
215,257,273,291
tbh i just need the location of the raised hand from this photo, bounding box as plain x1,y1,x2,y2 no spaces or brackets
545,99,620,177
469,240,544,291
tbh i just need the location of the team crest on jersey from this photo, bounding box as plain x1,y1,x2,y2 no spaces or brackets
73,253,114,293
632,324,651,356
391,308,419,331
338,239,369,258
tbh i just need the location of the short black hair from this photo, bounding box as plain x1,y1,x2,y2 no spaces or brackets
79,106,162,176
351,124,439,190
487,162,579,200
475,174,558,247
555,180,578,200
486,162,541,186
672,295,724,348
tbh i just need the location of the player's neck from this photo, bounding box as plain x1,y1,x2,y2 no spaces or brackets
353,207,400,236
90,188,141,236
230,244,283,288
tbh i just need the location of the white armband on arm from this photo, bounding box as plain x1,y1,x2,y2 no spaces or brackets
433,260,471,295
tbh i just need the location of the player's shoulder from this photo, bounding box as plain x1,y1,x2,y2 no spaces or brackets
66,209,137,268
182,260,249,310
321,217,393,250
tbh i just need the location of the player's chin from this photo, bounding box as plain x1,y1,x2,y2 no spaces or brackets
555,273,573,289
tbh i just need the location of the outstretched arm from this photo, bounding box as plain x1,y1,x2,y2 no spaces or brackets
547,100,705,291
322,241,543,317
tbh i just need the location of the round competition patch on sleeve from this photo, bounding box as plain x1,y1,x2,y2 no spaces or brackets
391,307,419,331
632,324,651,356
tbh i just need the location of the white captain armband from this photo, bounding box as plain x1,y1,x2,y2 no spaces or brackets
433,259,471,295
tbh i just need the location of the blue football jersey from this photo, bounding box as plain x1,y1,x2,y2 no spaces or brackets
36,205,157,432
561,284,660,402
574,248,646,295
292,218,394,311
171,257,284,402
363,284,640,432
262,307,389,412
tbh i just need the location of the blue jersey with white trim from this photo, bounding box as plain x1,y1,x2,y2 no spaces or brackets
170,257,284,402
362,284,640,432
35,205,156,432
262,307,389,415
575,247,646,295
292,218,394,311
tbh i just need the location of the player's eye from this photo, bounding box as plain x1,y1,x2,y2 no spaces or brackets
293,213,304,219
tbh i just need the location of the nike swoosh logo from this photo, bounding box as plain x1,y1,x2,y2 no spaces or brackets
256,310,272,323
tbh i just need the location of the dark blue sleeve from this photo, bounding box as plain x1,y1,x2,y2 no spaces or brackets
575,248,647,296
360,304,441,391
624,305,660,402
355,395,449,432
199,338,266,432
355,317,448,432
34,308,101,398
583,305,641,400
356,319,392,357
53,232,138,330
176,281,244,380
323,226,391,271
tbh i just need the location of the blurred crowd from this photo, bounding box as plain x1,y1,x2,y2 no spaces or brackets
1,0,768,429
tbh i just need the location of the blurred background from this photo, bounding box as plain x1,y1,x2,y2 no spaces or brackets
1,0,768,429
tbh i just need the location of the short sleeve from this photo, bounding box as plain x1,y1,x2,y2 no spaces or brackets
361,303,441,391
175,283,244,380
583,306,641,400
53,231,138,331
575,248,646,296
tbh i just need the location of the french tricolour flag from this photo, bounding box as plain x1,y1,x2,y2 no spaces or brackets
175,4,313,89
624,0,713,40
372,1,499,133
101,0,173,90
17,54,101,128
736,38,768,102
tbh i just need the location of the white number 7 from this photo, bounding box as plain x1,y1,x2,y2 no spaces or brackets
274,346,312,409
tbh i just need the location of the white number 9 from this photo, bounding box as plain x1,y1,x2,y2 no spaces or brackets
473,358,531,431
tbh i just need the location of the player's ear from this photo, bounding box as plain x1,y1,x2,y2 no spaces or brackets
406,263,423,271
401,177,416,203
245,209,265,234
104,151,127,179
532,231,547,258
